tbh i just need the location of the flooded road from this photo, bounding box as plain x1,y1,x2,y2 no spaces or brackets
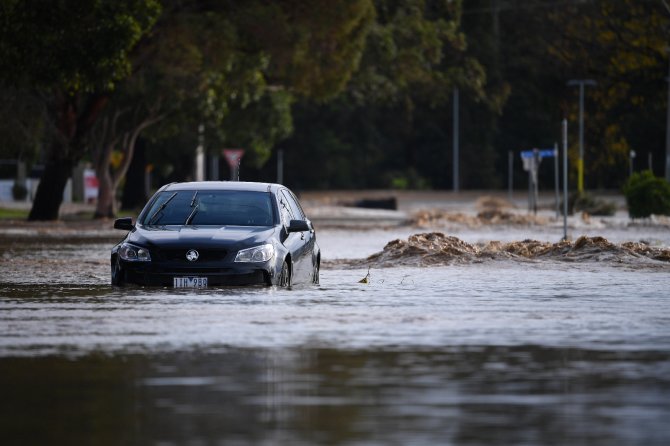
1,223,670,445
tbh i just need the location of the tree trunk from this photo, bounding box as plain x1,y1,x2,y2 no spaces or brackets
94,166,116,218
121,138,148,210
27,155,74,221
27,92,109,221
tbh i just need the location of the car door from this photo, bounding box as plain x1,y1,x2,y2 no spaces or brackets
277,190,307,282
282,189,315,283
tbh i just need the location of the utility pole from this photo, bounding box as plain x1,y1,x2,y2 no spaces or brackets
453,87,459,192
567,79,596,193
195,123,205,182
277,149,284,184
562,119,568,241
665,49,670,182
508,150,513,203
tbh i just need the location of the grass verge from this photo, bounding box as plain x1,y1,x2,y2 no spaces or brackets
0,207,29,220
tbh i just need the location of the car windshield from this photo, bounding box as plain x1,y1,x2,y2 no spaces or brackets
142,190,275,226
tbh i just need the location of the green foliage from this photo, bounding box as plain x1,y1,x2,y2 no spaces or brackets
0,0,161,92
277,0,493,190
623,171,670,218
350,0,486,106
115,0,374,173
0,86,46,161
386,168,430,190
237,0,375,101
548,0,669,187
3,0,668,199
218,90,294,168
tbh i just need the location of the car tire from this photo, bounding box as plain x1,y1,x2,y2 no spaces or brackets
111,260,125,286
312,261,320,285
278,260,291,287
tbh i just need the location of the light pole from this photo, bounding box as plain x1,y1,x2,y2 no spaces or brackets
665,49,670,182
453,87,459,192
567,79,596,193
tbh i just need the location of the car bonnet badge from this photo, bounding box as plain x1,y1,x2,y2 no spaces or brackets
186,249,199,262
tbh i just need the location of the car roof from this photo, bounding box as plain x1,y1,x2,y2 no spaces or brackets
160,181,281,193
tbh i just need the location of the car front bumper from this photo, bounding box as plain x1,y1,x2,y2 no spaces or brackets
117,260,274,286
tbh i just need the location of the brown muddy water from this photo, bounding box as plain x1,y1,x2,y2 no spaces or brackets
1,225,670,445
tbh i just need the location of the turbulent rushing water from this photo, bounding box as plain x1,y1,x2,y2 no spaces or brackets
1,225,670,445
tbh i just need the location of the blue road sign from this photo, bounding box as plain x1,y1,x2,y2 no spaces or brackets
520,148,557,159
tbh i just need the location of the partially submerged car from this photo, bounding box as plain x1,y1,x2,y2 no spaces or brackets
111,181,319,287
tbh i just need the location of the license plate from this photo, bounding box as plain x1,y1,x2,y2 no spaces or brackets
173,277,208,288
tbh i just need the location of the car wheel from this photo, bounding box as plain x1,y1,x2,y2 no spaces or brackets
111,260,125,286
311,261,320,285
278,260,291,287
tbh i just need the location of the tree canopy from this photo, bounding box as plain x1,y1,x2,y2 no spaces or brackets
0,0,668,217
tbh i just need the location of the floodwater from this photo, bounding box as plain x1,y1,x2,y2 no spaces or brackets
1,222,670,445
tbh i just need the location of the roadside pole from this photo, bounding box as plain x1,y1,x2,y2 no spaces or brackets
453,87,459,192
554,142,559,218
532,149,540,215
195,124,205,182
562,119,568,241
567,79,596,193
508,150,513,203
277,149,284,184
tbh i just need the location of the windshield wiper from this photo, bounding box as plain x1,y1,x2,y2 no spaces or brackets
147,192,178,225
185,204,199,225
185,190,200,225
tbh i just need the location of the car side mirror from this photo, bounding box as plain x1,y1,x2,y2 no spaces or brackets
114,217,134,231
287,219,309,233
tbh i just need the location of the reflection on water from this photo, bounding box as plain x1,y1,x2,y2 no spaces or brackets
1,347,669,445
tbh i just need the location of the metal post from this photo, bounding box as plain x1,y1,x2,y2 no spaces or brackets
666,49,670,182
208,154,219,181
277,149,284,184
562,119,568,241
453,87,459,192
195,124,205,182
554,142,560,218
532,149,539,215
508,150,513,203
567,80,596,193
528,169,533,212
629,150,636,178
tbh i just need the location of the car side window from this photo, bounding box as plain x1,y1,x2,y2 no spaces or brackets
282,190,305,221
278,192,294,227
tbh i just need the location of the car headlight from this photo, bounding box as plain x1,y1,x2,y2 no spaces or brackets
234,244,275,263
118,243,151,262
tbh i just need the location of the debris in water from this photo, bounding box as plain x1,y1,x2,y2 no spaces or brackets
411,209,549,228
357,232,670,268
358,268,371,284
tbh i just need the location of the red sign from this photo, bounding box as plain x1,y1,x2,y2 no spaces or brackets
223,149,245,168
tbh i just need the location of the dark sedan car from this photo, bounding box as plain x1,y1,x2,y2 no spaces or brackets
111,181,320,287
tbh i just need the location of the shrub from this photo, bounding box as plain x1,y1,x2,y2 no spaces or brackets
11,182,28,201
623,170,670,219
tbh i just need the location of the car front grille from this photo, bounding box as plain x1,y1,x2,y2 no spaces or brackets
153,248,228,262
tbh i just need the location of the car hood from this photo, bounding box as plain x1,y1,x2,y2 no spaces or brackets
127,225,277,249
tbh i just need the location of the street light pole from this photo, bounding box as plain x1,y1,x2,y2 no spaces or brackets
665,49,670,182
567,79,596,193
453,87,460,192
